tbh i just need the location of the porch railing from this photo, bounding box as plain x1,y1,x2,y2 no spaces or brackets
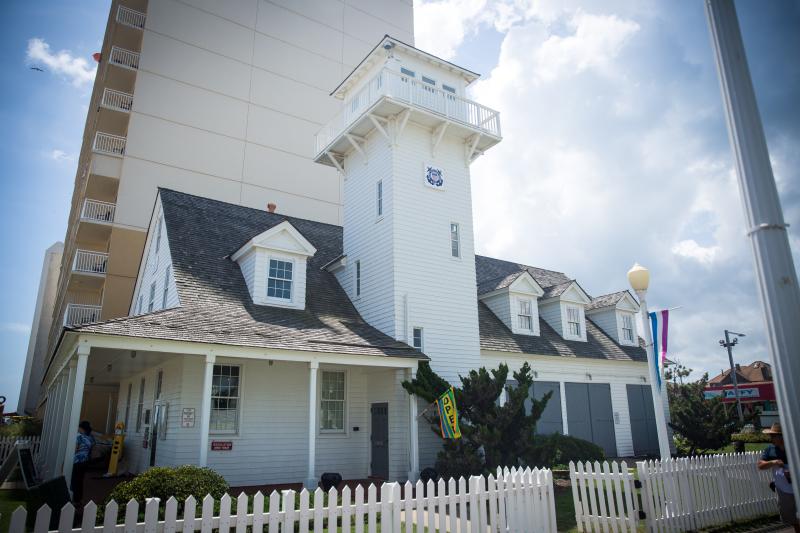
315,67,501,156
73,250,108,275
93,132,126,156
101,88,133,112
109,46,140,70
64,304,102,326
116,5,146,29
81,199,116,223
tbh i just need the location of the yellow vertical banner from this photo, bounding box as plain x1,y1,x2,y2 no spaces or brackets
436,387,461,439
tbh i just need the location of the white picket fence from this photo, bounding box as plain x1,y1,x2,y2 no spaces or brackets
7,466,556,533
569,452,779,533
637,453,777,532
0,436,40,464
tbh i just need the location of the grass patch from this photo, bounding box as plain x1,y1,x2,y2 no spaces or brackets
0,489,28,532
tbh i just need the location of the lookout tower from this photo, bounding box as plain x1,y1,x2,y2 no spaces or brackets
314,35,502,380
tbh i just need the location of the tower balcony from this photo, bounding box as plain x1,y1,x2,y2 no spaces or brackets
314,67,501,168
64,304,102,327
73,250,108,276
93,132,126,157
109,46,140,71
116,5,146,29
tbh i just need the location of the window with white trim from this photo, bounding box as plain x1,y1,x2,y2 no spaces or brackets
320,371,345,432
450,223,460,258
518,299,533,331
443,84,456,94
124,382,132,431
162,268,171,308
566,306,581,336
412,327,423,350
137,294,143,315
135,378,145,432
267,258,293,300
210,364,240,433
355,260,361,298
148,281,156,312
376,180,383,217
622,314,634,342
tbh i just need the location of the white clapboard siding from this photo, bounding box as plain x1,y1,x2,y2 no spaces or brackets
9,467,556,533
569,460,639,533
0,436,41,463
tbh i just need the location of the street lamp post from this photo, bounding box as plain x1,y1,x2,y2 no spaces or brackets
719,330,745,423
628,263,672,460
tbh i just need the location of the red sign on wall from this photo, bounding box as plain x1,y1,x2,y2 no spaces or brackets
211,441,233,451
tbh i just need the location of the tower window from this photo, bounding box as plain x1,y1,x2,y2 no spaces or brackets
450,223,460,258
355,260,361,297
443,84,456,94
400,67,415,78
267,258,293,300
412,327,423,350
162,267,171,308
148,282,156,312
376,180,383,217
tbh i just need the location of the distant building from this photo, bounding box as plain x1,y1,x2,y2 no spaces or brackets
705,361,778,426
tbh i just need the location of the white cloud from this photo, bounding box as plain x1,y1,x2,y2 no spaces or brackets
414,0,487,60
1,323,31,335
671,239,721,265
26,37,96,87
48,149,75,162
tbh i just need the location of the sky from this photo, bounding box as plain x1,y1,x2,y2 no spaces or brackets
0,0,798,412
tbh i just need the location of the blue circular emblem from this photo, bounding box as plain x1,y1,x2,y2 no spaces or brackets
426,166,444,188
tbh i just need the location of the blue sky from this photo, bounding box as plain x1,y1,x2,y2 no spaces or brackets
0,0,798,411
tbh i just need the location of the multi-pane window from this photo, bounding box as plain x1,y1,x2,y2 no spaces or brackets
162,268,171,308
124,382,132,430
155,218,162,253
320,371,345,431
137,294,143,315
355,260,361,297
135,378,145,432
622,314,634,342
421,75,436,93
211,365,240,433
267,259,293,300
567,306,581,336
148,281,156,312
376,180,383,217
400,67,415,78
412,327,423,350
443,84,456,94
518,299,533,331
450,223,460,258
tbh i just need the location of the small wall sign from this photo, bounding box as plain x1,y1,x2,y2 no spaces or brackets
424,163,445,190
181,408,196,428
211,441,233,451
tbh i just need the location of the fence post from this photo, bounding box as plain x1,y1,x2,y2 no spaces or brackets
716,454,735,524
636,461,655,533
569,462,584,532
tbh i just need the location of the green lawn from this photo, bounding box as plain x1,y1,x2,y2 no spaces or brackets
0,489,28,532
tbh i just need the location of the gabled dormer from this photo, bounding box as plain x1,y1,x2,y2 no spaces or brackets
479,271,545,336
586,290,640,346
231,221,316,310
539,281,592,342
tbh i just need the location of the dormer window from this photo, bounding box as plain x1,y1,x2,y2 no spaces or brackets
622,314,634,342
566,305,581,336
518,299,533,331
267,259,293,300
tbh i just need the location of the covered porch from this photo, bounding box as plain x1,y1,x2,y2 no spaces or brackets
38,332,423,499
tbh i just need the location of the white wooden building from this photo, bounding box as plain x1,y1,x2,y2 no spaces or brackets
38,37,660,490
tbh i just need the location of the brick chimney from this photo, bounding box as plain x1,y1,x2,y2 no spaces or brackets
267,202,277,213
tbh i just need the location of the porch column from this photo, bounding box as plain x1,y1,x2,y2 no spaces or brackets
45,375,66,475
62,345,89,486
407,368,419,482
198,354,216,467
305,361,319,488
55,362,78,476
37,382,54,474
559,381,569,435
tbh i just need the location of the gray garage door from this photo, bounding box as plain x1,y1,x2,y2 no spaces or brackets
565,383,617,456
528,381,563,435
626,384,659,457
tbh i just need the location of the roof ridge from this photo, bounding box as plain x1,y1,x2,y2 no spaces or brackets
475,254,567,277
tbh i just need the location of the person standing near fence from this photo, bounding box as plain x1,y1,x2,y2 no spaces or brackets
71,420,95,504
758,423,798,531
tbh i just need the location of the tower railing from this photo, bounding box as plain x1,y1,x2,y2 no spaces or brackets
315,67,501,156
116,5,146,29
109,46,140,70
73,250,108,275
101,88,134,113
93,132,126,156
81,199,116,223
64,304,102,326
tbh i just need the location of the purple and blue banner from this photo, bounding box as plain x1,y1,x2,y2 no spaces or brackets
649,309,669,387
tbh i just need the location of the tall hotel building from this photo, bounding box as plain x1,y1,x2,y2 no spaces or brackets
19,0,414,415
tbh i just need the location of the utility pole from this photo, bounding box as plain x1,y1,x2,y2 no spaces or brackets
705,0,800,519
719,330,745,423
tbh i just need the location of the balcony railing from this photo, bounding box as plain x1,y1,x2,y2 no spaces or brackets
109,46,140,70
93,132,126,156
81,199,116,223
73,250,108,275
117,5,146,29
64,304,102,327
101,88,133,113
315,67,501,156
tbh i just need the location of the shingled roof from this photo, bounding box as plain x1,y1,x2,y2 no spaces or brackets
70,189,424,360
71,190,646,363
587,290,635,311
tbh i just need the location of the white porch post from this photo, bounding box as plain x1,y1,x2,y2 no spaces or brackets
39,378,59,475
407,367,419,482
559,381,569,435
305,361,319,488
198,354,216,467
55,362,78,477
62,345,89,485
46,375,66,474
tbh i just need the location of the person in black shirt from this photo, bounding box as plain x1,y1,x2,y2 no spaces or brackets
758,423,797,531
